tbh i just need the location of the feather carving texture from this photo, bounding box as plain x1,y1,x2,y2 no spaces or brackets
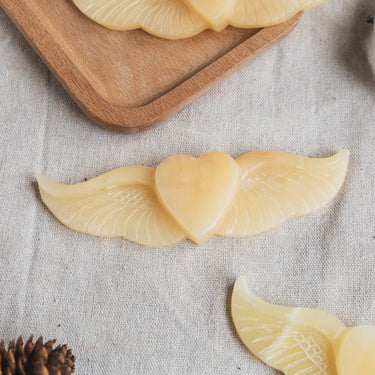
72,0,206,39
231,276,375,375
72,0,326,38
217,150,349,237
38,150,349,247
38,167,185,246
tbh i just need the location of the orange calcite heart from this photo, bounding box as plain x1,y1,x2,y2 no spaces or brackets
183,0,236,31
155,152,239,244
337,325,375,375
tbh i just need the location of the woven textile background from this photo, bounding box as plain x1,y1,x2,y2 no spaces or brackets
0,1,374,373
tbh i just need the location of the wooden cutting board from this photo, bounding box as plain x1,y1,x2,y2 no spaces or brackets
0,0,302,133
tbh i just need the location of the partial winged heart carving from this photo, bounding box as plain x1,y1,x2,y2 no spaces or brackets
38,149,349,246
232,276,375,375
72,0,326,39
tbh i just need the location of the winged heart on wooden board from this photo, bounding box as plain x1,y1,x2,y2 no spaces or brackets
37,149,349,247
72,0,326,39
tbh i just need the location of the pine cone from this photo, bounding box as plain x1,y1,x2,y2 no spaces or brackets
0,336,75,375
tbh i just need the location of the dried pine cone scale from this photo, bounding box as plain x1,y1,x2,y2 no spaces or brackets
0,337,75,375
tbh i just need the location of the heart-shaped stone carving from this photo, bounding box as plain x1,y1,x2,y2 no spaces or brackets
155,152,239,244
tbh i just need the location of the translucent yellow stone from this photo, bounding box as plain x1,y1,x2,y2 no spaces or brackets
183,0,236,31
231,0,327,28
218,149,349,237
37,167,185,247
155,152,239,244
72,0,206,39
72,0,327,39
337,326,375,375
232,276,375,375
38,150,348,246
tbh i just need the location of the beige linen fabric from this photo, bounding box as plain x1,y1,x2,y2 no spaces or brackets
0,1,375,373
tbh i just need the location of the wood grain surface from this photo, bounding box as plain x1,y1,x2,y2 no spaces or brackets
0,0,302,133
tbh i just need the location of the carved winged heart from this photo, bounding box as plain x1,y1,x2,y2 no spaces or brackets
37,149,349,246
